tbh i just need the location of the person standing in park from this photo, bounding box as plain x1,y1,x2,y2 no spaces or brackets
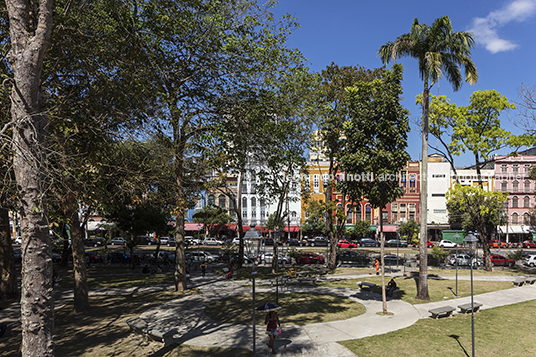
200,261,207,277
264,311,281,354
375,259,380,275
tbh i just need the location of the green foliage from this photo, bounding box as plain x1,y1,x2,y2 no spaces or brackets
507,249,525,262
398,219,419,239
193,206,233,236
431,246,449,262
352,220,371,237
286,247,300,260
341,64,410,210
266,212,286,231
301,199,327,236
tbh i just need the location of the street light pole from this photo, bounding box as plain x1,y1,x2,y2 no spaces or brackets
245,228,262,354
453,233,460,297
464,233,478,357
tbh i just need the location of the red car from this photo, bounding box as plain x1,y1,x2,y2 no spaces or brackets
296,252,325,265
337,240,357,249
490,254,515,267
523,240,536,248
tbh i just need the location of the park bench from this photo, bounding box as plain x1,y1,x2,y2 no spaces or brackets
126,317,177,347
513,278,526,287
524,277,536,285
297,277,317,286
458,302,483,314
428,306,456,319
357,282,377,291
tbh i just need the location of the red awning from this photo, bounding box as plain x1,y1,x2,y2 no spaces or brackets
379,225,398,232
184,222,203,231
283,226,300,233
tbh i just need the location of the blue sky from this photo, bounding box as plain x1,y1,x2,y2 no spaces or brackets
271,0,536,166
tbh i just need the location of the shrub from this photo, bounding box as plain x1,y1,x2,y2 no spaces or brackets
507,249,524,261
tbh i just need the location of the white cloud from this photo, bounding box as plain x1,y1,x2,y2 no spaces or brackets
468,0,536,53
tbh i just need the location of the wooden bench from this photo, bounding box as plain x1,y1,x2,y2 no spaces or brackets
525,277,536,285
458,302,483,314
428,306,456,319
126,318,177,347
357,282,377,291
298,277,317,286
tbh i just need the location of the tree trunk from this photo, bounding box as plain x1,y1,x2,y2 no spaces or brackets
0,207,18,300
326,174,336,270
6,1,55,355
173,121,187,292
417,85,430,301
66,197,89,312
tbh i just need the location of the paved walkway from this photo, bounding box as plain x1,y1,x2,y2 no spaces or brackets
4,272,536,356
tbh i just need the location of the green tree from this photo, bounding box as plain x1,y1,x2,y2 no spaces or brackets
314,63,383,271
378,16,478,301
398,219,419,242
447,184,506,271
341,64,410,313
352,219,371,237
301,200,327,237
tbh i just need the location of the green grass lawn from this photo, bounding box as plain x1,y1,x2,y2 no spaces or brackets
320,276,513,304
340,299,536,356
205,292,366,326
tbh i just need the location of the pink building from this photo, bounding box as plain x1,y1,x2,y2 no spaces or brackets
495,149,536,242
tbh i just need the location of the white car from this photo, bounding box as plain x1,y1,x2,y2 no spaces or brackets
110,237,127,245
232,237,241,245
439,239,458,248
449,254,480,266
185,236,202,245
524,255,536,267
203,237,224,245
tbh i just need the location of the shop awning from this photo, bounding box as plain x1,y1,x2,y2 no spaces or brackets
184,222,203,231
283,226,300,233
369,225,377,232
378,225,398,233
498,226,529,234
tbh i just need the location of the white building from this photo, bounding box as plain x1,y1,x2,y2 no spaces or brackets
427,155,451,226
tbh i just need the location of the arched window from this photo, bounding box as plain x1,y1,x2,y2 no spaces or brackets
513,180,519,192
524,213,531,225
346,206,353,224
524,196,530,208
355,205,362,221
251,197,257,207
512,212,519,225
512,196,519,208
242,197,247,208
365,204,372,223
208,195,215,206
525,180,531,193
218,195,226,208
501,181,507,192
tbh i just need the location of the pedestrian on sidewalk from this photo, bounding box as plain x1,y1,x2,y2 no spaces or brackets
265,310,281,354
200,261,207,277
375,259,380,275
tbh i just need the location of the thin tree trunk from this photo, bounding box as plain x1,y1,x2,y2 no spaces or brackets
66,197,89,312
173,121,187,292
0,207,18,300
417,85,430,301
379,216,387,313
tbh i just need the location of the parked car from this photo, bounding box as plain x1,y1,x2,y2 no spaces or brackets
415,240,434,248
490,254,515,267
337,239,357,249
287,238,302,246
523,240,536,248
385,239,407,247
232,237,241,245
139,236,157,245
83,237,104,247
220,253,252,264
336,251,370,266
186,251,216,263
523,254,536,267
158,236,171,245
166,237,176,247
296,252,325,264
203,237,224,245
383,254,405,265
185,236,202,245
259,252,291,265
449,254,480,266
110,237,127,245
439,239,458,248
309,237,329,247
489,240,508,249
14,237,22,245
359,238,380,247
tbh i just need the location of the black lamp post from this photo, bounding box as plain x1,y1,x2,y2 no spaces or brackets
453,233,460,297
244,227,262,354
464,233,478,357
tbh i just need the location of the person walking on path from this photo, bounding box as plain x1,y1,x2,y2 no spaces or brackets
265,311,281,354
375,259,380,275
200,261,207,277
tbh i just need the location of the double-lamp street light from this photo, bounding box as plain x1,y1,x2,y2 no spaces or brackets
463,233,479,357
244,227,262,354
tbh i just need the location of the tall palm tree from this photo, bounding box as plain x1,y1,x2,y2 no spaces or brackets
378,16,478,300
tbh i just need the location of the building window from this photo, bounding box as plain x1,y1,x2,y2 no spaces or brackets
251,197,256,207
524,213,531,225
400,171,407,187
365,204,371,223
513,164,519,174
313,175,320,194
409,175,416,188
524,164,531,172
432,174,446,178
355,205,362,221
322,174,329,191
408,204,416,220
208,195,215,206
242,211,247,218
501,181,507,192
512,196,519,208
400,203,406,221
525,180,531,193
291,181,298,192
242,197,247,208
431,193,445,197
346,206,353,224
501,164,507,173
382,210,388,224
513,181,519,192
524,196,530,208
512,212,519,225
218,195,226,208
241,183,248,194
252,209,256,218
433,209,447,214
229,200,235,210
